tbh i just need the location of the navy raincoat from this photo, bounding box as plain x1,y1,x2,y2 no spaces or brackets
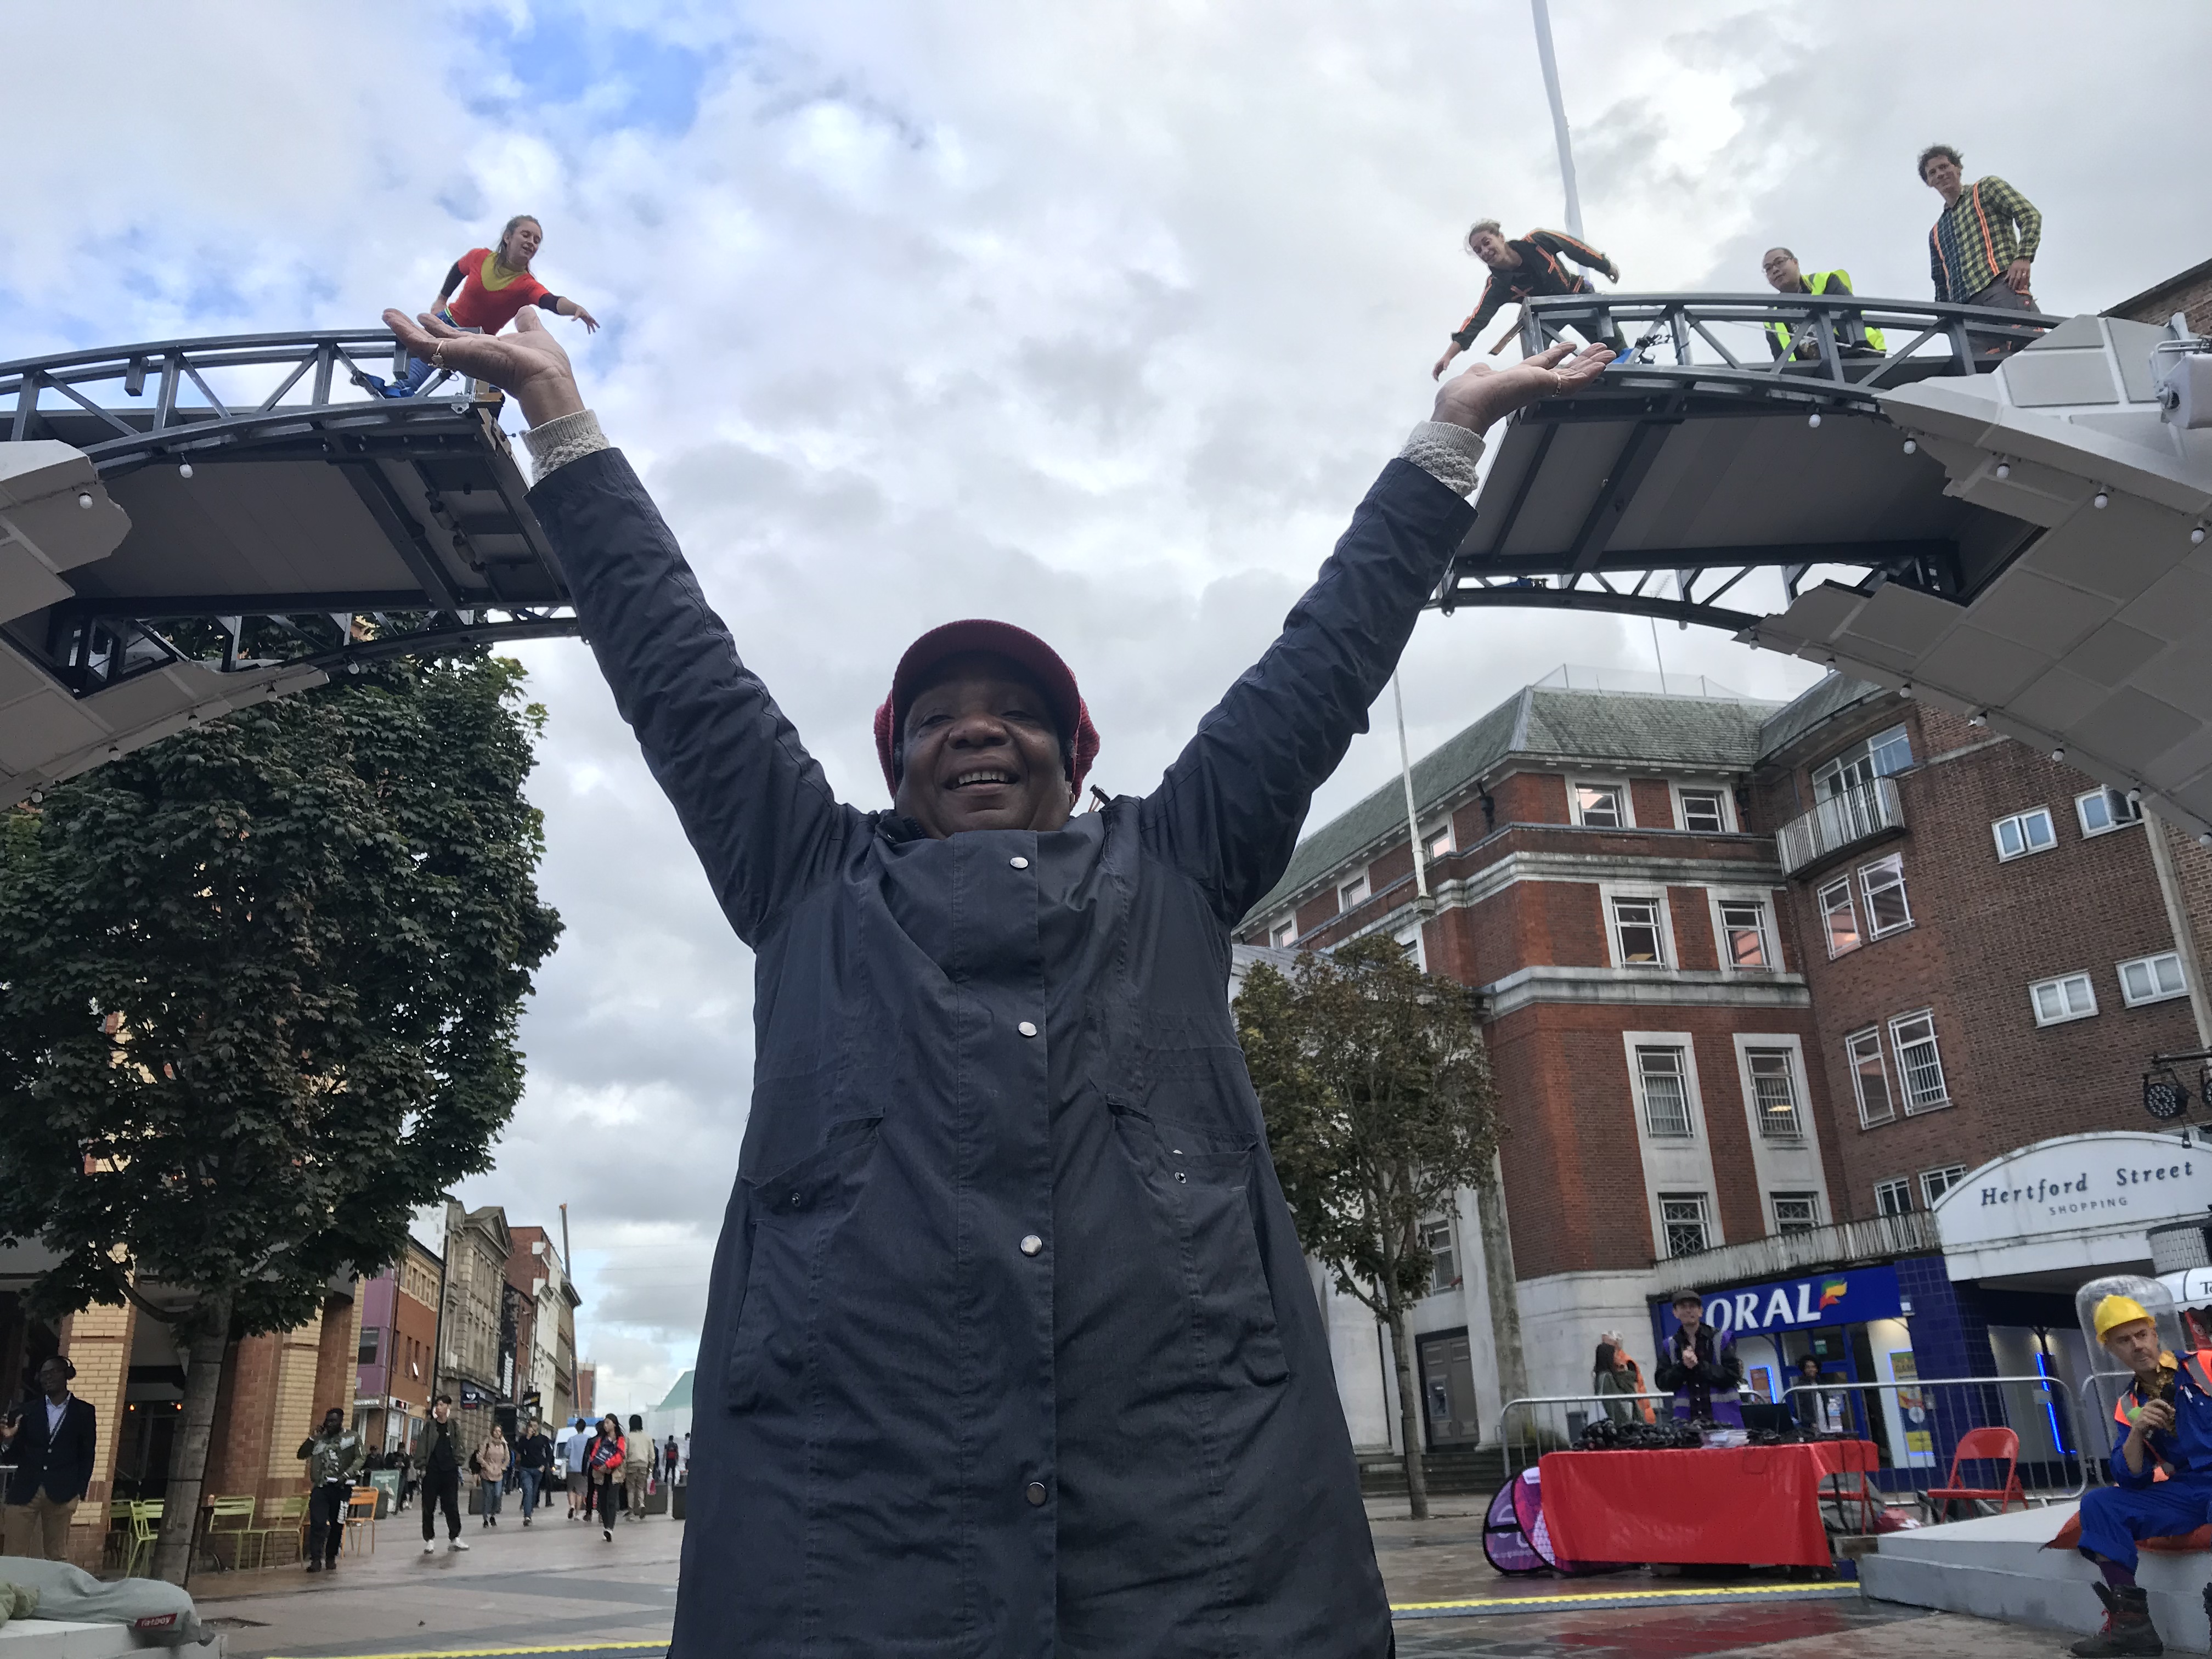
530,447,1478,1658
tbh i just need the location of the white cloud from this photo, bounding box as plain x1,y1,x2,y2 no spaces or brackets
7,0,2207,1387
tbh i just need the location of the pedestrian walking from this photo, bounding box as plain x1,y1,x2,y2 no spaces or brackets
475,1424,510,1527
623,1415,654,1521
563,1417,592,1521
296,1406,365,1572
515,1420,554,1526
586,1415,626,1544
663,1435,679,1487
0,1357,96,1561
385,298,1609,1657
417,1397,469,1555
394,1448,415,1513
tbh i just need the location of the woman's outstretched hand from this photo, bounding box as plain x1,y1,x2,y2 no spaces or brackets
382,306,586,429
1431,339,1612,432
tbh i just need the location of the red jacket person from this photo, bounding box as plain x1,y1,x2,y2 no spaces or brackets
386,302,1609,1659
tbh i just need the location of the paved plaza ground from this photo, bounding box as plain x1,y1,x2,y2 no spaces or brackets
174,1499,2075,1659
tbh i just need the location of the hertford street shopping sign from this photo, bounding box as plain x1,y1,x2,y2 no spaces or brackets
1932,1129,2209,1279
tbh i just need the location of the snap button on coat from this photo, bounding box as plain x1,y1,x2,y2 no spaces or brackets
1019,1234,1043,1257
1009,855,1029,868
532,450,1476,1659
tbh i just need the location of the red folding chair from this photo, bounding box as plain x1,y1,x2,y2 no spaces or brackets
1923,1426,2024,1522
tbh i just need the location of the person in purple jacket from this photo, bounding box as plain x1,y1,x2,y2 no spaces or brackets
383,298,1608,1659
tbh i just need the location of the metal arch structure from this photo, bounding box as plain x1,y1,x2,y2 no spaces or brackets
1431,293,2212,842
0,330,579,805
1431,290,2062,634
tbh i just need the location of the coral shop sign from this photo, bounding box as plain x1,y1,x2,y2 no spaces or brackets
1933,1131,2207,1251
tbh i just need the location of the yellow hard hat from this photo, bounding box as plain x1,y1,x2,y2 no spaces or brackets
2094,1295,2155,1344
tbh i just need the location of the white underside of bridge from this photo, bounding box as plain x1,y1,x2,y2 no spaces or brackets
0,441,324,804
1755,314,2212,837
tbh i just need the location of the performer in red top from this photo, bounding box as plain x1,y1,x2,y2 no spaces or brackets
367,215,600,399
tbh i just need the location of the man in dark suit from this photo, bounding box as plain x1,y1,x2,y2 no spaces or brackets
1,1356,98,1559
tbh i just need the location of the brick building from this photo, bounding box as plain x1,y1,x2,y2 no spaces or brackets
505,1226,579,1430
433,1201,511,1430
354,1238,443,1453
1236,665,2212,1471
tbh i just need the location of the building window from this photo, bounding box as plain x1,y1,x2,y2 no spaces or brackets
1920,1164,1968,1206
2118,951,2188,1008
1395,928,1424,969
1814,723,1912,798
1874,1177,1914,1216
1747,1048,1803,1139
1426,822,1455,859
1269,918,1295,948
1771,1193,1820,1235
1847,1028,1894,1126
1339,872,1369,911
1819,878,1862,957
358,1327,381,1366
1860,855,1912,936
1575,783,1626,827
1635,1046,1694,1138
1719,900,1772,969
1678,788,1728,833
1889,1011,1949,1113
1612,898,1667,966
2029,972,2097,1026
1991,807,2057,862
1659,1193,1711,1256
2078,787,2142,837
1421,1216,1460,1294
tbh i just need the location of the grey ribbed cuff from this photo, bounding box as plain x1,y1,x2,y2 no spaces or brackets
1398,421,1487,496
522,410,609,481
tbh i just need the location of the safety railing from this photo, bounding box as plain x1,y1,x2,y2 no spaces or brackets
1502,1372,2091,1506
0,329,469,466
1775,777,1906,875
1516,290,2062,409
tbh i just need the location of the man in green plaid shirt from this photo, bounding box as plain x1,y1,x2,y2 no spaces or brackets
1919,145,2042,354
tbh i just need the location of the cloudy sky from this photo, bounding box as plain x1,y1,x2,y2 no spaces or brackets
7,0,2206,1410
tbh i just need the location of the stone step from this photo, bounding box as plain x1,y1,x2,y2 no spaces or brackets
1356,1446,1505,1497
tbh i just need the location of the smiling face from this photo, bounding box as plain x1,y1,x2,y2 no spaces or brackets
893,652,1074,838
502,218,543,267
1469,228,1519,270
1921,151,1962,200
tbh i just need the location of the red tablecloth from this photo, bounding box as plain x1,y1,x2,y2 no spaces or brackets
1538,1440,1877,1567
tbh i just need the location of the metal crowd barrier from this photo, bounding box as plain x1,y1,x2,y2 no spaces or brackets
1499,1373,2090,1507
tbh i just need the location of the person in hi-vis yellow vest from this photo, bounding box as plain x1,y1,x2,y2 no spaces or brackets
1760,249,1885,360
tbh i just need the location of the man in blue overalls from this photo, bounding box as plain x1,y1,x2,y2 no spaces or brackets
2070,1295,2212,1655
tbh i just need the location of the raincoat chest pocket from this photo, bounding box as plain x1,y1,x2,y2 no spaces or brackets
1112,1102,1289,1389
724,1117,882,1414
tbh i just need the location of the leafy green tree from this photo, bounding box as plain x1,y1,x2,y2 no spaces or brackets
1235,934,1499,1519
0,653,560,1581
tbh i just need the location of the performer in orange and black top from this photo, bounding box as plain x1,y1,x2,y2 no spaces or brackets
1432,221,1622,379
369,215,601,398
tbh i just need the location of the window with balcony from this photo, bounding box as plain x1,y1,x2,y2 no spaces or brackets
1992,807,2057,861
1771,1193,1820,1234
1819,878,1862,957
1874,1178,1914,1216
2118,951,2188,1008
1269,918,1295,948
1814,723,1912,798
1612,897,1667,966
1421,1216,1461,1294
1920,1164,1968,1206
2078,787,2143,837
1678,788,1728,833
2029,971,2097,1026
1660,1193,1712,1256
1889,1011,1949,1113
1635,1046,1693,1137
1861,855,1912,936
1339,872,1369,911
1719,900,1773,969
1575,783,1626,827
1847,1028,1894,1126
1778,775,1905,875
1747,1048,1804,1139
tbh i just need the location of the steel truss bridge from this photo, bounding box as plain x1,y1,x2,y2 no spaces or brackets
1,330,578,804
1435,291,2212,839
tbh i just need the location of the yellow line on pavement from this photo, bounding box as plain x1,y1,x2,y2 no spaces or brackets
1392,1582,1842,1612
